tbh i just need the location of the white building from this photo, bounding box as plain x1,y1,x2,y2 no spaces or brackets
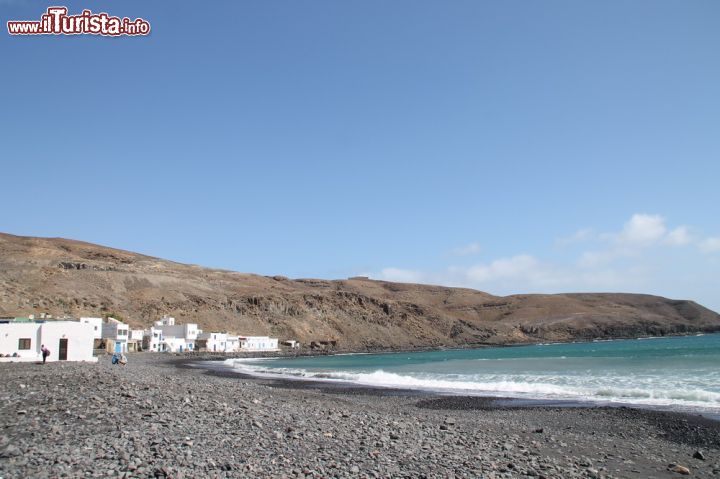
197,332,242,352
227,334,240,351
143,317,201,353
129,329,144,352
143,327,164,352
102,318,129,353
79,317,103,340
239,336,278,351
0,320,97,362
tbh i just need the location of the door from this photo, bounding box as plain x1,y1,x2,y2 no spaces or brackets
58,338,68,361
114,341,122,353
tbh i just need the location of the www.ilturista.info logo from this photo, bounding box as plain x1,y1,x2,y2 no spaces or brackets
7,7,150,36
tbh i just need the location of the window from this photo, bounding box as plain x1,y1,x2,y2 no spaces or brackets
18,338,31,350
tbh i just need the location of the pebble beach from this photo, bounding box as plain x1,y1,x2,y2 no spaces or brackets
1,353,719,479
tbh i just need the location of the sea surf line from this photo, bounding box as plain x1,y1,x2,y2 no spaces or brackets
219,334,720,417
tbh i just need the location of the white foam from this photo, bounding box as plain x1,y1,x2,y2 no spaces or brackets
224,361,720,413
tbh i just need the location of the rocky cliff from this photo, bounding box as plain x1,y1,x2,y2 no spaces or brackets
1,232,718,349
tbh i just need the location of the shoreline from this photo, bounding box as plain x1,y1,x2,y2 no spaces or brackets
166,329,720,360
171,333,720,423
179,354,720,440
183,355,720,424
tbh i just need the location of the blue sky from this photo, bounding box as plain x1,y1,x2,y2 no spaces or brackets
2,1,719,311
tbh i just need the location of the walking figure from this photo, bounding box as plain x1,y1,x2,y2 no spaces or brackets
40,345,50,364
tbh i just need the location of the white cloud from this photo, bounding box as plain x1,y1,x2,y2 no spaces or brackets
366,213,719,308
557,228,594,246
665,226,692,246
465,255,539,282
371,253,645,295
616,214,667,245
699,237,720,253
369,214,720,302
562,214,690,251
576,215,695,267
578,249,627,268
377,267,426,284
450,242,481,256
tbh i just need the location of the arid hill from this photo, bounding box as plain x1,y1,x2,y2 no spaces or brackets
1,232,718,350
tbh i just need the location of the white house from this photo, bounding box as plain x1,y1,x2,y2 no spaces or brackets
239,336,278,351
143,327,164,352
0,319,97,362
227,334,240,351
79,317,103,340
195,333,278,352
128,329,144,352
130,329,144,341
197,332,241,352
143,317,201,353
102,318,130,353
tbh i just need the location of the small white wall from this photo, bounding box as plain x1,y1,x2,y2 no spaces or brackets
0,323,42,359
0,321,97,362
40,322,97,362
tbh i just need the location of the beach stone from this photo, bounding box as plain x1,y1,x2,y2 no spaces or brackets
693,450,705,460
0,444,23,458
669,464,691,475
3,351,720,479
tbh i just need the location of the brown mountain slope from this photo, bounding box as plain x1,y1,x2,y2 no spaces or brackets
1,232,718,349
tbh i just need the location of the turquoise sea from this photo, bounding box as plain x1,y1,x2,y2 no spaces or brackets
224,333,720,415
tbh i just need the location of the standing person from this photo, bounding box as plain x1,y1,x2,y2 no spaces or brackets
40,345,50,364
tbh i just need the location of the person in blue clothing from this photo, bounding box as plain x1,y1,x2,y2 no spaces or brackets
111,352,128,365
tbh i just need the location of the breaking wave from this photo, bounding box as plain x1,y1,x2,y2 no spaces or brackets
220,335,720,415
223,359,720,411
